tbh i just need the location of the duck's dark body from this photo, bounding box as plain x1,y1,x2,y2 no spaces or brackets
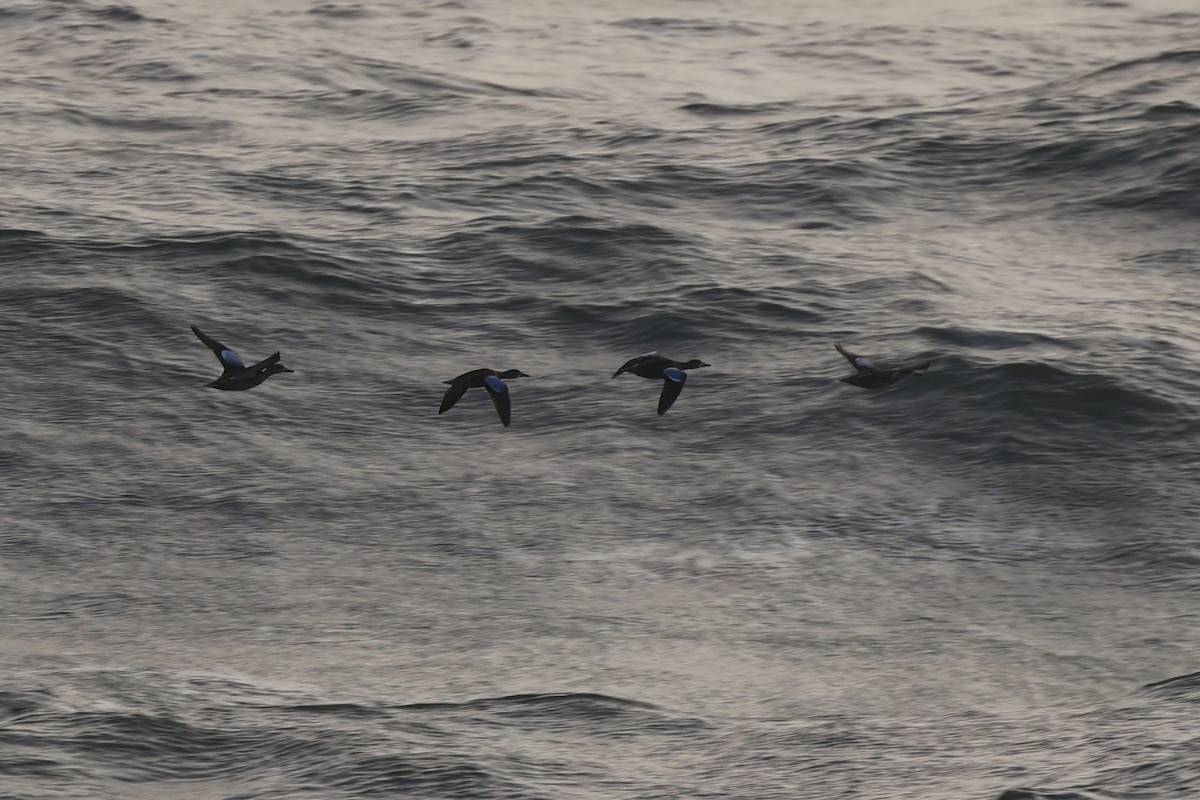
439,368,529,427
611,352,710,415
835,341,929,389
191,325,293,391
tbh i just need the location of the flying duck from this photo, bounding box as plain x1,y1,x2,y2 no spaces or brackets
191,325,293,390
439,368,530,427
835,341,929,389
611,352,710,415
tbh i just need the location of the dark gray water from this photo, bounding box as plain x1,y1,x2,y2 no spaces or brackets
3,1,1199,798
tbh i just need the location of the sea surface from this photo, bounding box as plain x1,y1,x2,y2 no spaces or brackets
2,0,1199,798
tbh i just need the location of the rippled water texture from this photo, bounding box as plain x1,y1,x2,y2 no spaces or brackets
2,0,1199,798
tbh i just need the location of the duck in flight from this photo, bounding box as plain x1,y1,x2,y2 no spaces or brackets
191,325,293,390
612,352,710,415
439,368,530,427
835,341,929,389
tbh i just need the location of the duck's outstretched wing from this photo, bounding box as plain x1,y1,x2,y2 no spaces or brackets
612,351,660,378
192,325,245,374
482,374,512,427
241,352,281,375
439,380,469,415
657,367,686,415
834,341,875,372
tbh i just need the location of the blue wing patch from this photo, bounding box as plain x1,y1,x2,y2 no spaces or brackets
662,367,685,383
483,374,508,394
220,349,244,369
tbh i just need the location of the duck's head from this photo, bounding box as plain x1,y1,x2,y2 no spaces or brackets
498,369,529,379
680,359,710,370
266,364,294,376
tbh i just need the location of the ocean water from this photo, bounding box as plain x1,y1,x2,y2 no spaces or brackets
2,0,1199,798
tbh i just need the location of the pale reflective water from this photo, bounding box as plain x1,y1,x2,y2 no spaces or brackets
2,1,1199,798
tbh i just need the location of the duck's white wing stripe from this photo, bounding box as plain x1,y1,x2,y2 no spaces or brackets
483,374,508,395
662,366,686,383
220,349,245,369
